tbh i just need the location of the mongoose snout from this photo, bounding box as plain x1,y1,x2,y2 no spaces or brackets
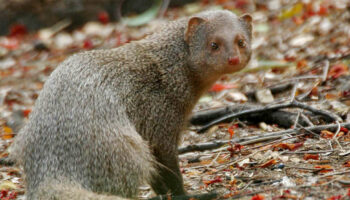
228,56,240,65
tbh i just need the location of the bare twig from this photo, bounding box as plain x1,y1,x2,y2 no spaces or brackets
148,192,218,200
282,150,334,154
332,121,343,150
293,111,301,127
300,113,314,127
180,122,350,154
245,135,301,151
295,80,321,101
284,75,323,82
196,100,341,133
337,180,350,185
315,51,350,63
321,60,330,82
191,105,312,129
318,170,350,178
290,83,298,101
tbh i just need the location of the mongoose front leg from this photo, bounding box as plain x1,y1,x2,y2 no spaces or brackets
151,149,185,195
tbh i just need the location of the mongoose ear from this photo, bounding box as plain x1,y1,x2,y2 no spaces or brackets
239,14,253,39
184,17,206,44
240,14,252,24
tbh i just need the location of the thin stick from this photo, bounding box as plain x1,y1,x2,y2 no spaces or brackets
148,192,218,200
321,60,330,82
318,170,350,178
245,135,300,151
197,100,341,133
282,150,334,154
332,121,343,150
290,83,298,101
179,122,350,154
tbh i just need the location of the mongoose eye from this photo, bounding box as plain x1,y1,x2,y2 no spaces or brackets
211,42,219,50
238,39,246,48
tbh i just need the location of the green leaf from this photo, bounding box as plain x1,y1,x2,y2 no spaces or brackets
278,3,303,20
122,0,162,27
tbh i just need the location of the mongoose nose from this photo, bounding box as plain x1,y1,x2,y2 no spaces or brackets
228,56,240,65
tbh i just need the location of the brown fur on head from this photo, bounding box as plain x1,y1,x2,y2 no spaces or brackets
184,10,252,85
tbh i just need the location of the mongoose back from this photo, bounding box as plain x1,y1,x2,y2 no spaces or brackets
11,10,252,199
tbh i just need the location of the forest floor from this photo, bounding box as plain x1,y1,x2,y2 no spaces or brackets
1,0,350,199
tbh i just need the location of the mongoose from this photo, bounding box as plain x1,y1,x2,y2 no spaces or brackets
10,10,252,199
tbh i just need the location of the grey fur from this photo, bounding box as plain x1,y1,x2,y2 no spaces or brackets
10,10,252,199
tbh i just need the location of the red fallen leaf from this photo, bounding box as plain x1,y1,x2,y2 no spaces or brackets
83,39,94,49
320,130,345,139
284,56,296,62
234,143,244,151
209,83,237,92
203,176,222,186
283,190,291,194
201,0,210,5
325,93,338,100
305,3,316,18
7,191,17,199
251,194,265,200
304,154,319,160
227,144,244,157
343,90,350,97
21,66,34,73
234,163,245,170
292,16,304,25
315,165,333,173
315,165,332,169
275,194,298,200
227,146,234,156
98,11,110,24
258,159,277,168
0,190,8,198
309,87,318,96
297,59,308,69
232,124,239,129
180,168,185,173
344,161,350,167
235,0,249,9
328,64,348,79
273,142,303,151
0,37,19,50
340,127,349,133
228,126,235,139
320,130,334,139
338,132,345,138
23,109,31,118
215,0,228,4
318,4,328,16
327,195,342,200
9,24,27,37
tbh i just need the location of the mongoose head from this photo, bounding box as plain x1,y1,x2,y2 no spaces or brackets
184,10,252,82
